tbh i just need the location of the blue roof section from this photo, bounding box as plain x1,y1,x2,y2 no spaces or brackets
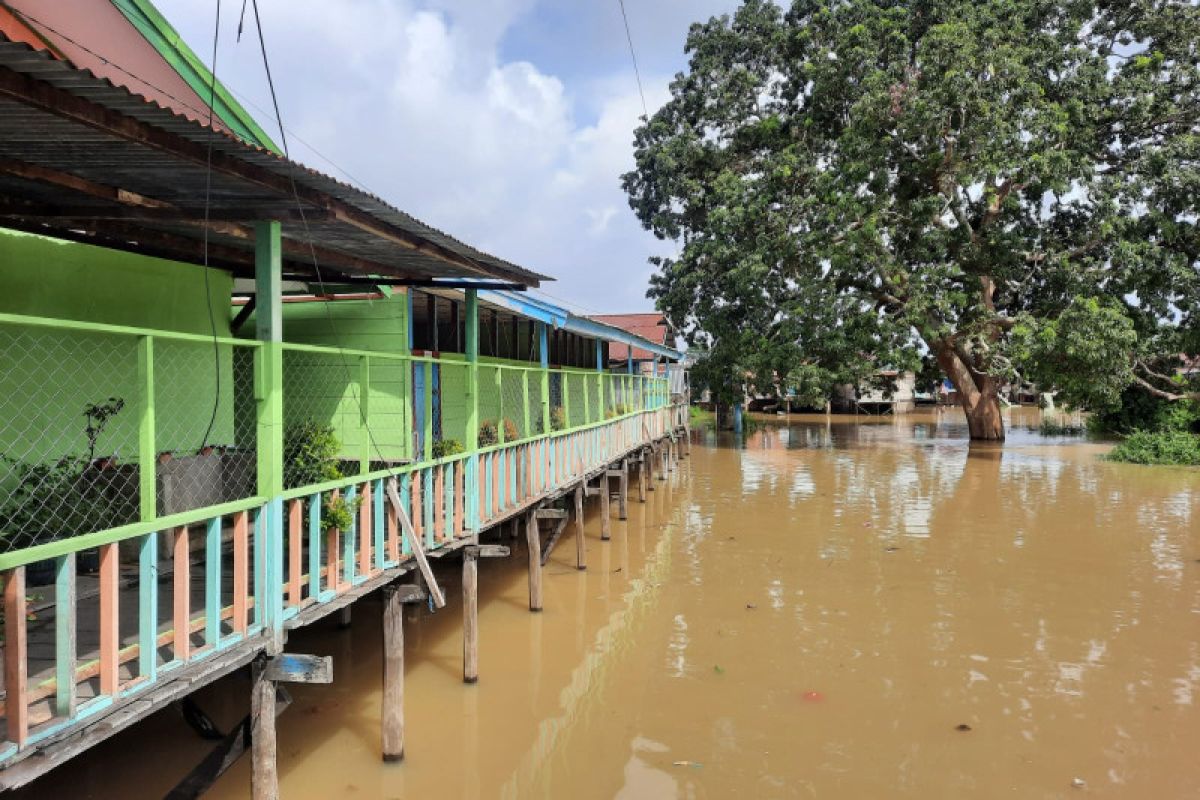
479,289,682,361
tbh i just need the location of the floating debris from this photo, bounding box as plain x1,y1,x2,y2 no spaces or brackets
713,665,726,675
746,602,758,609
673,760,703,769
1071,778,1086,789
955,723,972,732
802,691,824,703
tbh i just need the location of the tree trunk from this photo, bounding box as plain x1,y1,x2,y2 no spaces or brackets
934,343,1006,441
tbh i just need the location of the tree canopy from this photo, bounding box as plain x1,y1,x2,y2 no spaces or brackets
623,0,1200,439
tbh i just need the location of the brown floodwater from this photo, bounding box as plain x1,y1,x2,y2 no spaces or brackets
14,409,1200,799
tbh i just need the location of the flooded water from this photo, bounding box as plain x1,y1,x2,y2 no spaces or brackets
15,410,1200,798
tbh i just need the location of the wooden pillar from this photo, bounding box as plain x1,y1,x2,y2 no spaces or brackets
526,512,542,611
638,449,648,501
618,459,629,521
338,605,352,629
463,550,479,683
600,474,611,541
574,484,586,571
510,516,520,540
382,585,405,761
251,657,278,800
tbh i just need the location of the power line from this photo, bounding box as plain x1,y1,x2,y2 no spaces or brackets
615,0,649,121
198,0,223,452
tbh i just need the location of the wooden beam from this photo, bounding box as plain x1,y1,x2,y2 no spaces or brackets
386,479,446,608
381,584,405,762
263,654,333,684
463,550,479,684
525,512,543,612
4,566,28,746
250,657,278,800
574,485,586,570
539,515,570,567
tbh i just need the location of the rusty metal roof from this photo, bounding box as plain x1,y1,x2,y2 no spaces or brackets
0,33,549,286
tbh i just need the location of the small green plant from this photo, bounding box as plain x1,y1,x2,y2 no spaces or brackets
321,493,363,533
0,398,133,548
432,438,465,459
1039,419,1085,437
1106,430,1200,466
550,406,567,432
479,420,499,447
83,397,125,462
283,422,343,490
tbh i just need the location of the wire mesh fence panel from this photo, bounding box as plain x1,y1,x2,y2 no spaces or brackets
282,347,368,489
436,360,471,456
528,372,545,436
0,323,142,553
475,363,501,448
500,367,526,442
566,373,586,429
154,339,259,516
549,372,565,432
585,374,599,425
365,354,411,466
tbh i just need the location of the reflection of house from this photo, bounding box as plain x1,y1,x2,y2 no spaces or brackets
832,370,917,415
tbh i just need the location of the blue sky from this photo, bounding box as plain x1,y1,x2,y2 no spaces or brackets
154,0,738,314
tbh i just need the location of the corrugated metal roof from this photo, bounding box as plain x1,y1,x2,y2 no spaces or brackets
0,34,550,286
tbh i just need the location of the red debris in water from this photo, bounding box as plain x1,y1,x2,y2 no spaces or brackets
802,691,824,702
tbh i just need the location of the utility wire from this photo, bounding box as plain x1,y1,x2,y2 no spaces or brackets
615,0,649,120
246,0,424,481
198,0,223,452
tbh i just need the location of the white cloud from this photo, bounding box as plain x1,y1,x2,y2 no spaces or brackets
152,0,730,312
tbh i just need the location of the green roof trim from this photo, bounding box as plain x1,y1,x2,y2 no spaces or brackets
109,0,280,153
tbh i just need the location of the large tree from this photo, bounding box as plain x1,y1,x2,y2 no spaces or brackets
624,0,1200,440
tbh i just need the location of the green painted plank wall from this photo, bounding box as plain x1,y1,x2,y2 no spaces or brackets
0,229,237,471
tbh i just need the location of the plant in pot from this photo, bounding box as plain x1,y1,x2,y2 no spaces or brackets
478,420,499,447
321,492,362,533
283,422,343,490
550,406,566,432
0,397,131,584
432,438,464,459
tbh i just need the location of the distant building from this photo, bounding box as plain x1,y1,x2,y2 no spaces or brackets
589,313,677,375
832,369,917,415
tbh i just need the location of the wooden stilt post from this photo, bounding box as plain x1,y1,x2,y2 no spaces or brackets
638,449,648,501
250,657,278,800
338,605,352,629
526,512,543,611
510,516,520,540
618,459,628,521
600,473,611,541
463,550,478,684
381,582,425,762
574,484,586,570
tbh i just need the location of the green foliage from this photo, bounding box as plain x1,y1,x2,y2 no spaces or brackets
283,422,343,490
1039,420,1085,437
432,439,464,459
0,397,134,546
1089,388,1200,436
624,0,1200,439
1106,430,1200,466
321,492,363,533
83,397,125,461
550,406,567,432
479,419,520,447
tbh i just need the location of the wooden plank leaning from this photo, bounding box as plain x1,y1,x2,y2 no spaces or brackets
385,477,446,609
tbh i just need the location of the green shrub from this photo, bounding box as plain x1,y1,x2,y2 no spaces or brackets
478,420,499,447
322,492,362,533
1106,430,1200,466
1089,388,1200,436
550,406,566,432
283,422,343,490
1039,419,1085,437
432,438,464,459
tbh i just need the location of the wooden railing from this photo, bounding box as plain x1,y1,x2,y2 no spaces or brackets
0,312,678,764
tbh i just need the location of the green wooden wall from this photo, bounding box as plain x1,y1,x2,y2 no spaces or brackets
0,229,236,469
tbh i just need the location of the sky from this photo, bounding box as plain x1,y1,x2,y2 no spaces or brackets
154,0,739,315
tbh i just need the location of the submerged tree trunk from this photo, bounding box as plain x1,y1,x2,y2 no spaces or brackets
934,343,1006,441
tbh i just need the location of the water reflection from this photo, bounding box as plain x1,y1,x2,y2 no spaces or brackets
12,411,1200,799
